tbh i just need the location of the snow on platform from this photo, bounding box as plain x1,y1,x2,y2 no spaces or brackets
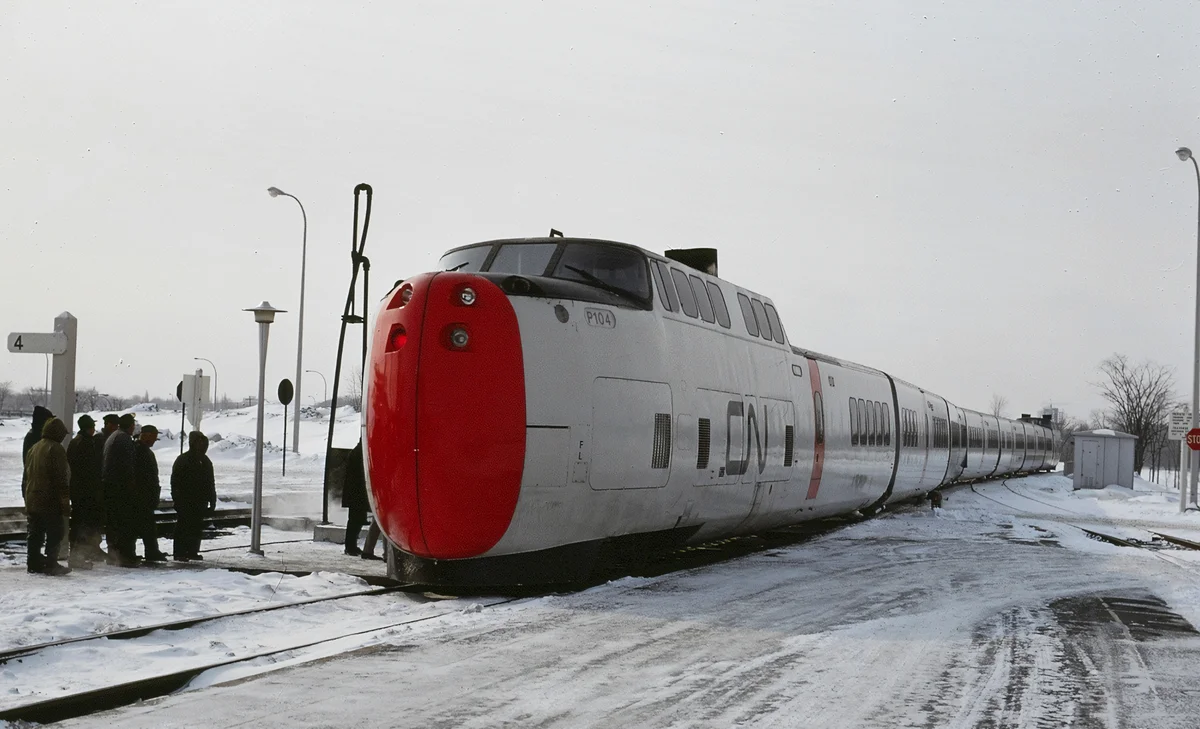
8,473,1200,728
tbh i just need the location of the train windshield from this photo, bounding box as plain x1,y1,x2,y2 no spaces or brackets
437,241,652,304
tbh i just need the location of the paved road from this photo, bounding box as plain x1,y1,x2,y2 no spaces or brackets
61,506,1200,728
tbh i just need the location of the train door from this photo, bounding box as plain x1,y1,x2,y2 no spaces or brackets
806,358,826,500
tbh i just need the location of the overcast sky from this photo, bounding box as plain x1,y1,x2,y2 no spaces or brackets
3,1,1199,422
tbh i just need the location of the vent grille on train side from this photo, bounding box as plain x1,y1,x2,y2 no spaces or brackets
652,413,672,469
784,425,795,467
697,418,711,469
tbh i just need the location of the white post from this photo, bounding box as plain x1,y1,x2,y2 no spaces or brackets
50,312,77,439
251,323,269,556
1182,439,1189,512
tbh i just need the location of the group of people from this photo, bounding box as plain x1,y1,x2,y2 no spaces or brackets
21,406,218,575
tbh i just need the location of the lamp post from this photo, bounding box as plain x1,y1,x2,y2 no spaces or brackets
305,369,328,405
1178,146,1200,511
267,186,307,455
244,301,286,556
193,357,218,411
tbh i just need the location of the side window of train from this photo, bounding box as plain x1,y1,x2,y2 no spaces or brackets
883,403,891,446
858,398,868,446
689,274,716,323
813,391,825,445
651,261,679,312
670,268,700,318
706,281,731,328
871,401,879,447
763,303,786,344
850,397,858,446
737,293,759,337
750,298,773,341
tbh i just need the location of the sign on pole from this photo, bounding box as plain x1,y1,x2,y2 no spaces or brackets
1170,407,1192,441
1187,428,1200,451
6,332,68,355
182,372,211,429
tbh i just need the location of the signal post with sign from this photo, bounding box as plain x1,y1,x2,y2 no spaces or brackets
6,312,77,437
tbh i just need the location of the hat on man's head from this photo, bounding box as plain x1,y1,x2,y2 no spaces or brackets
140,424,158,436
103,414,119,425
118,413,136,430
78,414,96,429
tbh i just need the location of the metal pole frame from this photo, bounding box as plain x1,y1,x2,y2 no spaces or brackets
250,320,271,556
321,184,372,525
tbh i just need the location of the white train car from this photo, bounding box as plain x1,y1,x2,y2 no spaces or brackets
365,237,1059,585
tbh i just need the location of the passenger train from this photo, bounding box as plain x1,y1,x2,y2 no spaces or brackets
364,237,1058,585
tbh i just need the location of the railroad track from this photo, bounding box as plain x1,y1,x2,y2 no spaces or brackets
0,582,521,725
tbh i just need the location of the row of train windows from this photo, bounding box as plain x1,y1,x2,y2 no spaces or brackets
649,260,787,345
650,260,732,328
849,398,891,447
901,408,922,448
930,416,949,449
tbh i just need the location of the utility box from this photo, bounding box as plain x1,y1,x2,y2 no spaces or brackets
1072,429,1137,490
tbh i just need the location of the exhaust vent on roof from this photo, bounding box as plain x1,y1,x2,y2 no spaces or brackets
665,248,718,276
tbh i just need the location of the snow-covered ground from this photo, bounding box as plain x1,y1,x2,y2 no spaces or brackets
5,472,1200,727
0,405,363,515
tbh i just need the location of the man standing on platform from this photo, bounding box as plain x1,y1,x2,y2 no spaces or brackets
171,431,216,561
133,424,168,562
66,414,103,568
24,417,72,576
102,413,138,566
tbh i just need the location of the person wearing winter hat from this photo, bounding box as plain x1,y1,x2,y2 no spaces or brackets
21,405,54,499
24,417,72,576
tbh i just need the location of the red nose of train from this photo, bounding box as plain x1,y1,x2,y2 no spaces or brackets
366,272,526,559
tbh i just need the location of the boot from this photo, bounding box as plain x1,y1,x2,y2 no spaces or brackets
42,562,72,576
27,556,44,574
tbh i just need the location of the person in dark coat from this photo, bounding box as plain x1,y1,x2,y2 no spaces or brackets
24,417,72,575
95,414,119,463
170,431,216,561
21,405,54,499
66,414,103,567
133,424,167,561
102,413,138,566
342,441,369,556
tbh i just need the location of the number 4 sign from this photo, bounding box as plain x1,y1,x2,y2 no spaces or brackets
7,313,78,437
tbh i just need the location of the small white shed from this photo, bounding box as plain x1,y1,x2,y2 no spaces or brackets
1072,429,1137,490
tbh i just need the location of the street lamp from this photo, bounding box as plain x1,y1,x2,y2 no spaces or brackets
305,369,328,404
193,357,218,411
243,301,286,556
267,186,307,455
1178,146,1200,511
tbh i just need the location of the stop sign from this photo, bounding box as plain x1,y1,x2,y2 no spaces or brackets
1188,429,1200,451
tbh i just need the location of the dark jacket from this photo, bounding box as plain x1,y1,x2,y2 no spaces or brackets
134,442,161,507
102,430,136,491
24,417,70,517
340,442,369,512
171,451,216,512
21,405,53,498
67,431,104,516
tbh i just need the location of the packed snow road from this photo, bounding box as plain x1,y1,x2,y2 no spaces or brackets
40,476,1200,728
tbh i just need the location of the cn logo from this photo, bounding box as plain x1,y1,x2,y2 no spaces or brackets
726,400,768,476
585,308,616,328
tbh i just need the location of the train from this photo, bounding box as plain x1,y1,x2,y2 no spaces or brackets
363,236,1058,586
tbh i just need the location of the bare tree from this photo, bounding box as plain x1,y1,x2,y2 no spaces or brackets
0,381,11,413
989,394,1009,418
76,387,102,412
24,386,47,409
345,367,363,412
1095,354,1176,473
1046,407,1088,461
